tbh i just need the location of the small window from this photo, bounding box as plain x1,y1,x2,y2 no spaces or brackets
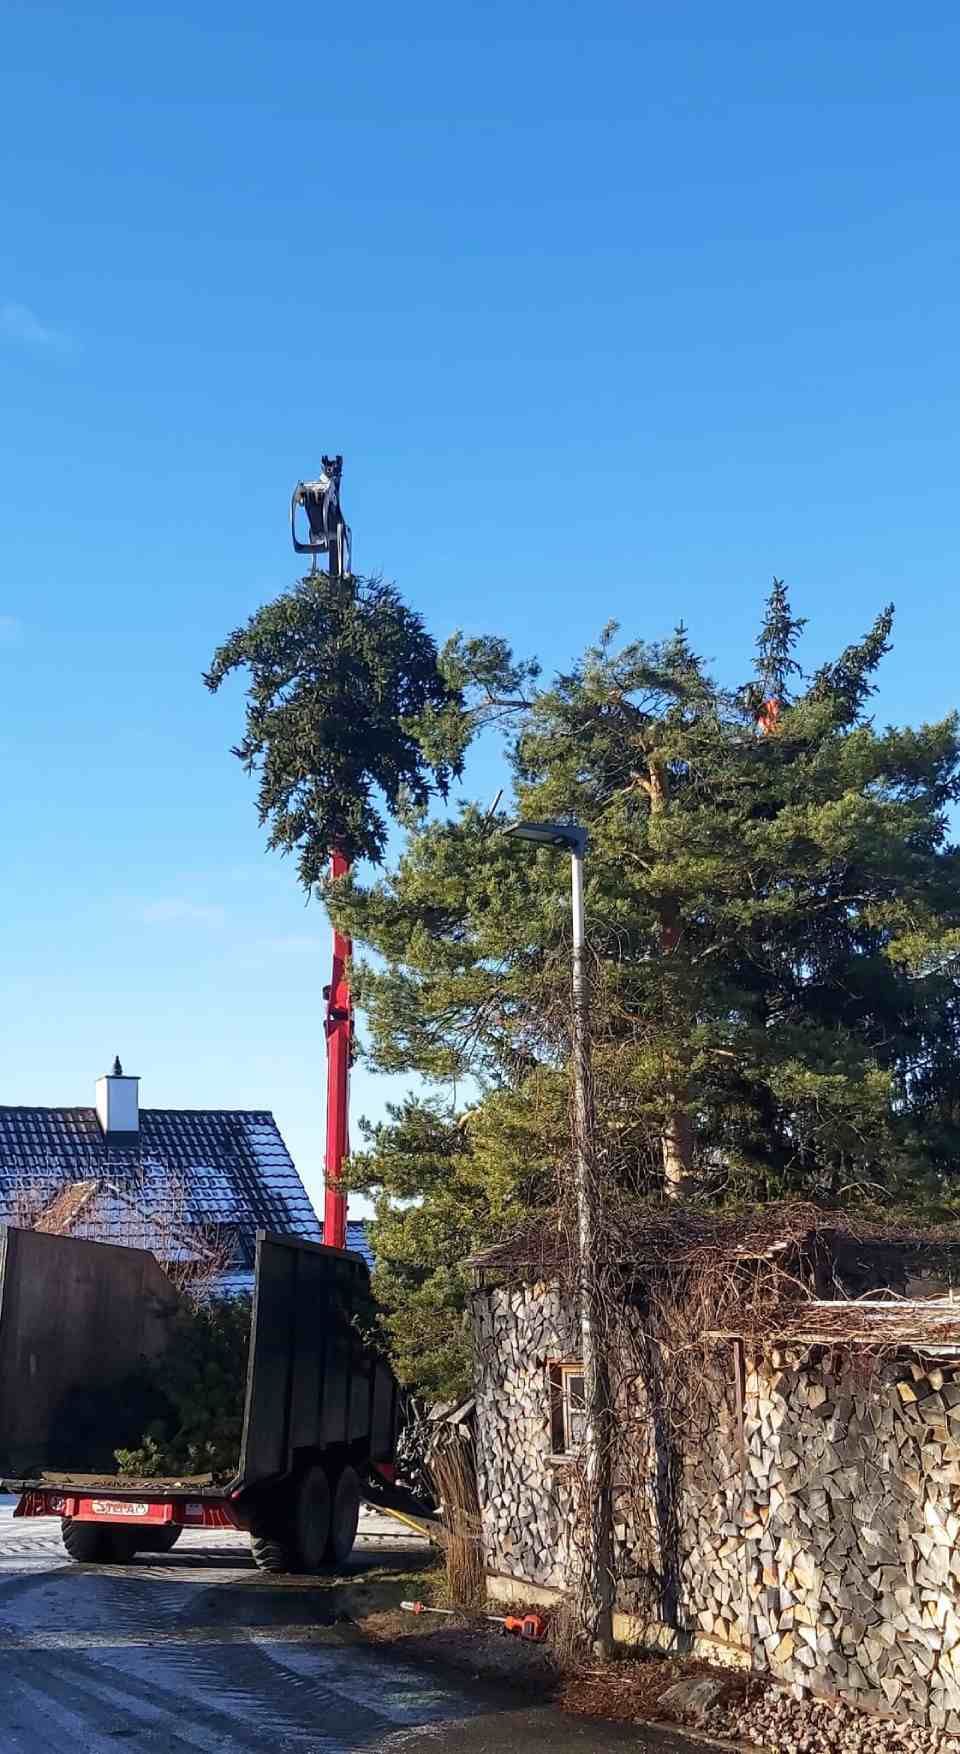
548,1361,586,1457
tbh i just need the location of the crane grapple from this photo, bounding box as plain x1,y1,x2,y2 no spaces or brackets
290,454,352,576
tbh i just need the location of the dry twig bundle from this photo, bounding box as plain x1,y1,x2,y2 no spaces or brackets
428,1435,485,1607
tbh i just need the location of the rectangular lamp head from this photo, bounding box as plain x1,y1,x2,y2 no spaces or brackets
502,819,587,855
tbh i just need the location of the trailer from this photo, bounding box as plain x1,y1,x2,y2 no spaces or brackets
1,1225,417,1571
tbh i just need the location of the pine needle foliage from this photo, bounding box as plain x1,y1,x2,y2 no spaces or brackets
205,572,463,877
115,1296,252,1481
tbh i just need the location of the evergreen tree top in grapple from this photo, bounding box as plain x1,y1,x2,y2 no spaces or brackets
205,572,464,881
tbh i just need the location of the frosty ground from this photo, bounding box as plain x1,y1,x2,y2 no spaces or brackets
0,1497,693,1753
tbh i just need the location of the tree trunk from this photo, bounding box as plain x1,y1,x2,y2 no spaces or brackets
645,752,697,1198
661,1102,695,1196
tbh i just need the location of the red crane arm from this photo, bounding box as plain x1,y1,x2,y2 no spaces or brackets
323,848,352,1251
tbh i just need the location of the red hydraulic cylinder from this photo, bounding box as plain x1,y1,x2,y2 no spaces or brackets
323,847,352,1251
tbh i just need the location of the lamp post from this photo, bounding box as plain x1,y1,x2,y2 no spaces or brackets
503,820,614,1655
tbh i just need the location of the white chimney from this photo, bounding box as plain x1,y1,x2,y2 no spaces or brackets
95,1056,140,1139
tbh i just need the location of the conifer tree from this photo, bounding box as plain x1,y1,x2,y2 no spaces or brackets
209,576,960,1397
336,588,960,1392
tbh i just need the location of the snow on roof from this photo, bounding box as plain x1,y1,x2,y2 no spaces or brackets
35,1179,218,1263
0,1105,321,1266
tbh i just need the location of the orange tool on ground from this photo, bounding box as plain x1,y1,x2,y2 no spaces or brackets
499,1613,548,1642
400,1602,548,1642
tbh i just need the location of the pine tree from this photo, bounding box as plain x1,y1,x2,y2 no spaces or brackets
334,585,960,1394
753,577,806,704
209,574,960,1399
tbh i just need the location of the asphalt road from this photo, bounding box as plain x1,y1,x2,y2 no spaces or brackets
0,1498,693,1753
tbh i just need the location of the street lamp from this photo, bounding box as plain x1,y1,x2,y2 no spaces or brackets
503,819,614,1655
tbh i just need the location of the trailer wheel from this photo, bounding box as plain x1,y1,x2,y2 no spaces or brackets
61,1519,110,1564
61,1520,139,1565
327,1465,361,1567
250,1531,296,1573
136,1526,182,1554
249,1490,297,1573
106,1530,140,1564
294,1465,332,1572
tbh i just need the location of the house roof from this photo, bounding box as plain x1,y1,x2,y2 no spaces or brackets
35,1179,218,1263
0,1106,321,1267
471,1204,960,1347
317,1218,374,1270
708,1298,960,1347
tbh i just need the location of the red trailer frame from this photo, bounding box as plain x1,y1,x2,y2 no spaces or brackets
13,1486,242,1531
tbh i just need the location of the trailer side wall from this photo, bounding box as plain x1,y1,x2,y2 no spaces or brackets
0,1227,181,1474
239,1233,400,1485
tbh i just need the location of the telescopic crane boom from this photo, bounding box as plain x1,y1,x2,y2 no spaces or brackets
292,454,353,1252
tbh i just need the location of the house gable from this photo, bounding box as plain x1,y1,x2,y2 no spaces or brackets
0,1101,321,1289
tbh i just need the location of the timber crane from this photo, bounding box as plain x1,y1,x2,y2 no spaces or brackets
292,454,353,1252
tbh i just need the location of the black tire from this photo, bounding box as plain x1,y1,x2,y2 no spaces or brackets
61,1520,138,1565
250,1531,296,1573
107,1530,140,1564
294,1464,332,1572
61,1519,110,1564
327,1465,361,1567
249,1487,297,1572
136,1526,182,1554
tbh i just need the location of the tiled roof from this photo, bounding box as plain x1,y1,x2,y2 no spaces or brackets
317,1218,374,1270
0,1106,321,1272
35,1180,217,1263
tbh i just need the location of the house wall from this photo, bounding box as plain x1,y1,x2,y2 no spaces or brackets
472,1280,960,1732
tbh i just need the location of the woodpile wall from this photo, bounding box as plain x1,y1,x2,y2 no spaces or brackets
472,1280,960,1731
473,1281,579,1593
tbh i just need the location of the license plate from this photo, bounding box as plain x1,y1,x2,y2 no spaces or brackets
91,1499,149,1518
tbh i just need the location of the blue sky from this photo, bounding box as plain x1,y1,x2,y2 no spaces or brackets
2,4,959,1214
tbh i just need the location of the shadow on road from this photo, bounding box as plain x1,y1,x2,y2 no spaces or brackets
0,1512,693,1750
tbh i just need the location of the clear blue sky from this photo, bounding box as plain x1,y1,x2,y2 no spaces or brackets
2,4,959,1213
